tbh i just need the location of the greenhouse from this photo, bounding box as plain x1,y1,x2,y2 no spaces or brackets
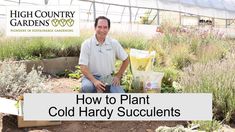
0,0,235,132
0,0,235,36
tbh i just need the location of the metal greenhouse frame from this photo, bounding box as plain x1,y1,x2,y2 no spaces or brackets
0,0,234,28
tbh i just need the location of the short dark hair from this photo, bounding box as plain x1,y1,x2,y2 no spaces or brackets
94,16,110,29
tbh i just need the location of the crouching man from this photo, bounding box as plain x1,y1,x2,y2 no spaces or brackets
79,16,129,93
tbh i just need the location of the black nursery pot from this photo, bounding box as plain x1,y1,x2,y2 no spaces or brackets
104,85,111,93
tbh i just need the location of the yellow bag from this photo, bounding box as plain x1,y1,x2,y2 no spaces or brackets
130,49,164,93
130,48,156,74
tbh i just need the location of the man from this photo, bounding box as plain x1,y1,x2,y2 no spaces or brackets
79,16,129,93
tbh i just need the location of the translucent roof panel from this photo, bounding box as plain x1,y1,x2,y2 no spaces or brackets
79,1,94,21
71,0,80,5
209,0,225,10
130,9,138,21
105,5,130,23
227,11,235,18
180,4,198,15
197,7,214,17
20,0,44,5
130,0,139,7
158,0,180,4
148,10,159,23
96,0,129,6
46,0,59,5
95,3,110,16
164,0,179,3
180,0,195,6
215,10,227,19
58,0,71,5
158,0,181,12
0,5,6,14
196,0,211,8
224,0,235,11
120,8,131,23
135,0,157,8
1,0,19,5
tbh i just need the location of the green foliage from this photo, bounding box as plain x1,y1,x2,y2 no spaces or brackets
0,25,232,67
156,120,222,131
140,10,151,24
170,45,196,69
121,67,134,93
56,66,82,79
68,65,82,79
190,120,222,131
148,23,230,67
100,75,113,86
156,125,191,132
179,52,235,122
0,61,50,100
117,60,145,93
147,38,169,67
161,83,176,93
56,69,73,77
72,86,81,92
112,33,148,50
196,42,227,63
154,67,180,93
0,30,91,60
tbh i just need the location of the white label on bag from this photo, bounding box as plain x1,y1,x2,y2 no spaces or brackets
144,81,159,89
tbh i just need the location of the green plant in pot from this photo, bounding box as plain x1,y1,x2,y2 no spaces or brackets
99,75,113,93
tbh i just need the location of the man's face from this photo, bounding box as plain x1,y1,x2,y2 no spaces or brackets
95,19,109,39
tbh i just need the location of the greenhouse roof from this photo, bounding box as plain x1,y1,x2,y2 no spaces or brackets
0,0,234,19
92,0,235,19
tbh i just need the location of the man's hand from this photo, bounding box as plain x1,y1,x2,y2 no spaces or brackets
93,79,106,91
113,58,129,86
112,75,121,86
80,65,106,92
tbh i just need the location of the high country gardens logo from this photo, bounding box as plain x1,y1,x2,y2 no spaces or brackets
6,6,80,37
